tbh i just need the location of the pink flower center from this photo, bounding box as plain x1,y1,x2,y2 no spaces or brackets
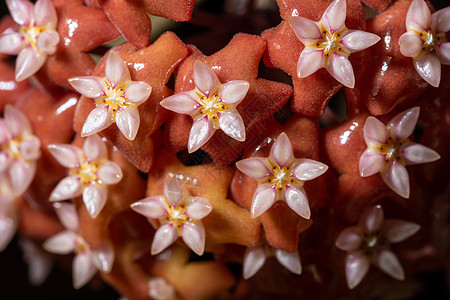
20,24,45,52
160,199,190,236
70,157,101,186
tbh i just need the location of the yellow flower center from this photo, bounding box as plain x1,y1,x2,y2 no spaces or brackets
265,163,302,192
96,78,136,122
314,23,349,63
376,134,409,168
193,88,228,129
75,235,90,254
20,24,45,53
160,199,190,236
70,156,101,187
416,29,446,54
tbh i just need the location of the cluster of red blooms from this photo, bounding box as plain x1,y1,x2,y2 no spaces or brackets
0,0,449,299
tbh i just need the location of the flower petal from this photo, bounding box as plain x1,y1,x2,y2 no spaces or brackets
68,76,106,99
36,29,59,55
321,0,346,33
91,242,114,273
327,52,355,88
53,202,79,232
0,32,25,55
361,205,384,234
220,80,249,106
185,197,212,220
335,226,363,252
275,248,302,275
292,159,328,181
81,106,114,137
188,116,215,153
0,210,17,252
285,185,311,219
406,0,431,32
47,144,82,168
164,177,183,206
0,119,11,143
181,221,206,256
9,159,36,196
4,104,32,136
73,251,97,289
383,220,420,243
251,184,276,218
297,48,324,78
402,143,440,165
42,231,78,254
398,32,423,58
193,60,220,96
105,51,130,88
34,0,57,28
290,16,322,42
130,196,168,219
0,152,11,173
160,91,201,115
413,50,441,87
97,161,122,185
387,107,419,141
437,42,450,65
15,47,46,81
340,30,380,52
269,132,293,168
359,148,386,177
236,157,271,180
381,160,410,198
151,223,179,255
242,246,267,279
83,134,107,162
217,110,246,142
19,135,41,161
6,0,34,26
432,6,450,34
49,176,83,202
123,81,151,104
148,277,176,300
116,106,140,140
82,182,107,219
375,250,404,280
345,252,370,289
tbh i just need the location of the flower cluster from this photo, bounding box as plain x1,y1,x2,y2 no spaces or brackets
0,0,448,299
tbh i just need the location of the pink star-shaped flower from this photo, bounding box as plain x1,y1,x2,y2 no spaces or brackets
43,202,115,289
69,50,152,141
160,60,249,153
335,205,420,289
242,244,302,279
359,107,440,198
398,0,450,87
0,0,59,81
48,134,123,218
290,0,380,88
0,104,41,196
131,176,213,256
236,132,328,219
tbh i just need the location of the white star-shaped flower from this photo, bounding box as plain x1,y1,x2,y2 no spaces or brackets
48,134,122,218
359,107,440,198
290,0,380,88
160,60,249,153
68,50,152,140
236,132,328,218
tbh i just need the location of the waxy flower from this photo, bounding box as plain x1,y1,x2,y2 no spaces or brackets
0,104,41,196
148,277,177,300
43,202,114,289
359,107,440,198
68,51,152,140
20,238,53,286
242,244,301,279
48,134,123,218
335,205,420,289
160,60,249,153
131,176,213,256
236,132,328,219
290,0,380,88
0,0,59,81
398,0,450,87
